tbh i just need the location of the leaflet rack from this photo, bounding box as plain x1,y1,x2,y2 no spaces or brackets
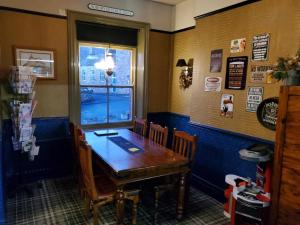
8,66,39,161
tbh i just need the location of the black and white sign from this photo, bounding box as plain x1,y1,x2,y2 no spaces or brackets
246,87,264,112
252,33,270,61
88,3,134,17
225,56,248,90
256,97,278,130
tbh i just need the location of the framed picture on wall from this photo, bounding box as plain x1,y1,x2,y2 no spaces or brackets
14,46,56,79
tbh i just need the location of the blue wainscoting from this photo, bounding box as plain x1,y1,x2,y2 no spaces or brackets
2,117,73,191
0,138,4,225
147,112,274,202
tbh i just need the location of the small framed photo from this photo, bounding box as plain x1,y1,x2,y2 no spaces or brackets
14,46,56,79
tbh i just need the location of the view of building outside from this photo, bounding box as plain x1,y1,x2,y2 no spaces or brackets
79,45,134,125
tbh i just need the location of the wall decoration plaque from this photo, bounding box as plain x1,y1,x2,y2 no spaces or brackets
210,49,223,72
230,38,246,53
87,3,134,17
252,33,270,61
250,65,274,83
256,97,279,130
204,76,222,92
225,56,248,90
14,46,56,79
220,94,234,118
246,87,264,112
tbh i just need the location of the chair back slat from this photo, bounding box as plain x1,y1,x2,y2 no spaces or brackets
75,126,86,156
69,122,76,154
149,122,168,147
78,138,98,200
133,118,147,137
70,122,82,167
171,128,197,164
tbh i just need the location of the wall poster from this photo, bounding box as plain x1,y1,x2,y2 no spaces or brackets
246,87,264,112
250,65,274,83
225,56,248,90
204,77,222,92
220,94,234,118
210,49,223,72
252,33,270,61
230,38,246,53
256,97,279,130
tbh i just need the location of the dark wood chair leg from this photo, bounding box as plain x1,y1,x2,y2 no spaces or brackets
131,196,139,225
93,205,100,225
116,186,125,225
154,187,160,225
84,199,93,219
176,173,186,220
185,171,191,206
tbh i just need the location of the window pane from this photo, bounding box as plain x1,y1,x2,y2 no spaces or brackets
81,87,107,125
79,46,106,85
79,43,135,126
79,46,132,86
113,49,132,86
109,88,132,123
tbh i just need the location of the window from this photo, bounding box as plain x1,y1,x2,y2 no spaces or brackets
79,43,135,126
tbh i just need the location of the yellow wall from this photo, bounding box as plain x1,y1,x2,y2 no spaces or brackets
2,0,299,141
169,29,195,115
169,0,300,141
0,12,68,117
148,31,172,112
0,11,172,117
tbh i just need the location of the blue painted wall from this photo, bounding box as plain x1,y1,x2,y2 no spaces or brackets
2,117,73,203
147,112,274,201
0,138,4,225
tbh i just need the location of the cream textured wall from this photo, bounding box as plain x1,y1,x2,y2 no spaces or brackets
169,0,300,141
0,0,173,31
172,0,196,30
173,0,247,30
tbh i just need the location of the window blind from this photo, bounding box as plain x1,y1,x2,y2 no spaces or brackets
76,21,138,46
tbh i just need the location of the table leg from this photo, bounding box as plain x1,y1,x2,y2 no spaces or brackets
116,186,125,225
176,173,186,220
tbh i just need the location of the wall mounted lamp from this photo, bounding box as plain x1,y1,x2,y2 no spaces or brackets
176,58,193,89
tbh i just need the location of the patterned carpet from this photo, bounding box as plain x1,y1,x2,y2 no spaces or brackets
6,177,229,225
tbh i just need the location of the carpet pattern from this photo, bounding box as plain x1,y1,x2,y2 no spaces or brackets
6,177,229,225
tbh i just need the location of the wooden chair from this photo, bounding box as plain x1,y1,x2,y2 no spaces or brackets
78,138,140,225
69,122,85,197
153,128,197,223
171,128,197,163
132,118,147,137
149,122,168,147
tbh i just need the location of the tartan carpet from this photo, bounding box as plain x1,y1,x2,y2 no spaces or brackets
6,177,229,225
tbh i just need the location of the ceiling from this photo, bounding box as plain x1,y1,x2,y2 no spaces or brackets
151,0,186,5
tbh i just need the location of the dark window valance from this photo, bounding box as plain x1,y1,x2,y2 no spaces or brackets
76,21,138,46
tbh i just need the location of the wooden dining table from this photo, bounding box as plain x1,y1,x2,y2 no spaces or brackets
84,128,190,225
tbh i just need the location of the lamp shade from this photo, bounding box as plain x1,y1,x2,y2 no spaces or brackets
176,59,188,67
